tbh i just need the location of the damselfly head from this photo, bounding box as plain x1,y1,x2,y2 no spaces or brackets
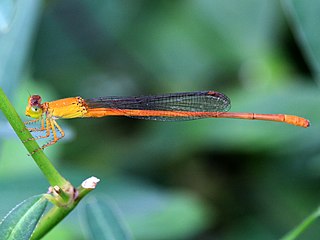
25,95,43,119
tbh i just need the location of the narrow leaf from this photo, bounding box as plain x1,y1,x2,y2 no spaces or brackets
80,196,133,240
0,194,48,240
282,0,320,77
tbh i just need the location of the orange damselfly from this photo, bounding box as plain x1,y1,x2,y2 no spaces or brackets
25,91,310,150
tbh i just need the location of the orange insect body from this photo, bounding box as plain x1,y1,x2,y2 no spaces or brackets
24,91,310,151
46,97,87,119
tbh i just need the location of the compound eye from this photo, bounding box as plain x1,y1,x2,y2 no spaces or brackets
31,106,39,112
29,95,42,105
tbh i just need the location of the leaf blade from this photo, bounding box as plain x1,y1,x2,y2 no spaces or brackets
0,194,48,240
80,196,133,240
282,0,320,77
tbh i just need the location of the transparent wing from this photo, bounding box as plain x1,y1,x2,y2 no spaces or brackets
85,91,231,121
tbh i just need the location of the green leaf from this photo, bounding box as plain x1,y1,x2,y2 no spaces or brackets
102,177,211,240
80,195,133,240
280,207,320,240
0,0,42,95
282,0,320,77
0,194,48,240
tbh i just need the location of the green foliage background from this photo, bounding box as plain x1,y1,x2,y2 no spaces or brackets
1,0,320,239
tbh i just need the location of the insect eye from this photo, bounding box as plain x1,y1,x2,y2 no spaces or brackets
31,106,39,112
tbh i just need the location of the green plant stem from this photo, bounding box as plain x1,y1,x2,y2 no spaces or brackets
1,88,99,238
0,88,68,187
30,185,95,240
280,207,320,240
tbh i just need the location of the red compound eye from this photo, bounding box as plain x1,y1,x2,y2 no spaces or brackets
29,95,42,106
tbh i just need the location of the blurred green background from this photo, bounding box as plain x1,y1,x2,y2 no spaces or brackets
1,0,320,239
